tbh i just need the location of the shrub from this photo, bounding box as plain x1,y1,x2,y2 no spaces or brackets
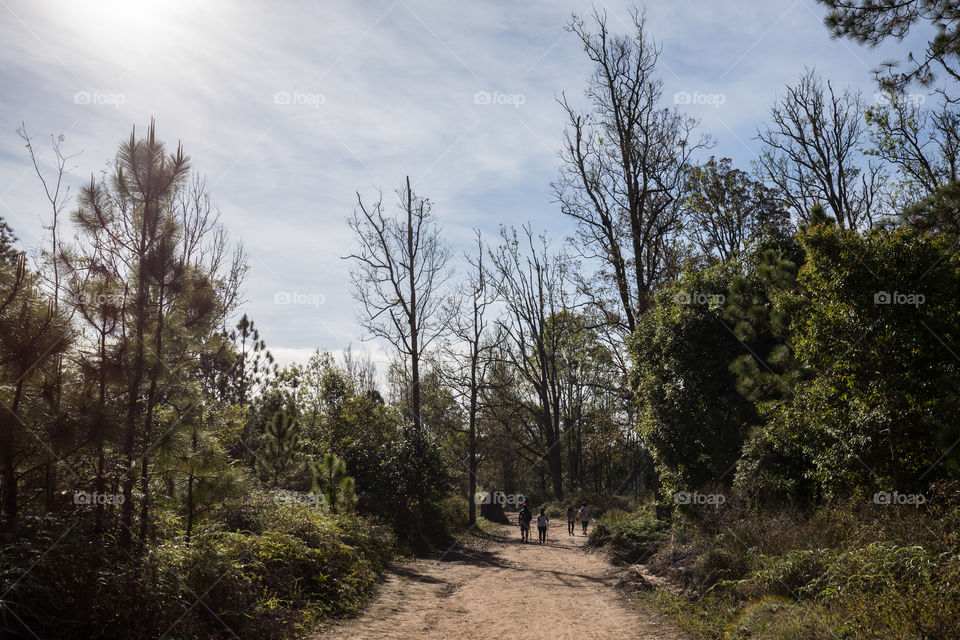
1,495,395,639
691,547,751,588
642,505,960,640
589,508,667,544
588,507,670,565
734,549,830,600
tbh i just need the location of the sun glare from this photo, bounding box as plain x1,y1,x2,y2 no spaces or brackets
60,0,196,50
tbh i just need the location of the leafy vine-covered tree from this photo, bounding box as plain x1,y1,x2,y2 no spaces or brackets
683,157,791,263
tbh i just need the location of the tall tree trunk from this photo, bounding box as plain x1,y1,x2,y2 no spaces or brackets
542,408,563,500
94,331,108,533
468,379,478,526
407,177,421,436
185,471,194,544
139,283,165,542
548,437,563,500
121,215,150,548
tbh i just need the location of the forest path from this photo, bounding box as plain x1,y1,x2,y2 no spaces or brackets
316,517,688,639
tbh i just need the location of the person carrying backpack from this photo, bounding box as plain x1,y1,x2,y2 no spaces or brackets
518,502,532,543
566,504,576,535
536,509,549,545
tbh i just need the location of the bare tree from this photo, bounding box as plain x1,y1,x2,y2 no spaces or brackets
17,124,80,311
17,126,81,510
866,91,960,207
174,174,248,325
346,176,452,438
444,230,499,524
554,8,711,337
757,68,886,229
488,226,570,500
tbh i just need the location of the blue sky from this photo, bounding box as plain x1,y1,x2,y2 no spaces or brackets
0,0,925,369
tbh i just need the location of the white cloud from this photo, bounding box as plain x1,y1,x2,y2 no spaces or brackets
0,0,933,377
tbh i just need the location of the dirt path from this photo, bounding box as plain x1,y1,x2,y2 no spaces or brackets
317,519,687,640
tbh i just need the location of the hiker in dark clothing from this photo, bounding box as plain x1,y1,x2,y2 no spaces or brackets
518,502,533,543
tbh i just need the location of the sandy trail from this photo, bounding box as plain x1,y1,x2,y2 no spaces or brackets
317,518,687,640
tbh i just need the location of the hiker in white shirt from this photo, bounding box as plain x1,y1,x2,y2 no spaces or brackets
536,509,549,545
577,504,590,535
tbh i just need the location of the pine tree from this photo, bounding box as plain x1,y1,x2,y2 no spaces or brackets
233,314,276,406
74,119,190,545
904,180,960,233
256,410,301,487
0,255,71,520
800,203,837,232
159,403,243,543
71,120,242,545
723,235,802,403
312,452,355,514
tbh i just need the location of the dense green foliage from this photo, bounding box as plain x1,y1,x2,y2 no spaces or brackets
0,127,459,639
612,499,960,640
588,507,669,546
745,226,960,498
1,497,394,639
631,263,758,493
631,223,960,503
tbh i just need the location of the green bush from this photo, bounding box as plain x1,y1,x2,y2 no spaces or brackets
734,549,830,599
691,546,751,588
0,514,173,639
641,506,960,640
586,506,670,565
1,496,395,639
158,528,380,632
589,507,668,545
541,501,567,519
439,494,470,535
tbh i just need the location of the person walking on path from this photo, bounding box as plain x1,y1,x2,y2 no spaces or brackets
536,509,549,545
566,504,576,535
578,504,591,535
518,503,533,543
